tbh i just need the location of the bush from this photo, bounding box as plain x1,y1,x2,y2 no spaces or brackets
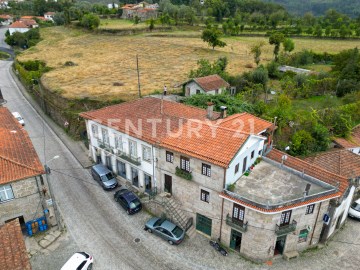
81,13,100,30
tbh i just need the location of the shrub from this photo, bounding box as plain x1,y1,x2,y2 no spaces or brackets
81,13,100,30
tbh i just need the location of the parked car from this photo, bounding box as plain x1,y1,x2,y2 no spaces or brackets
144,217,185,245
91,164,118,190
114,188,142,215
348,199,360,220
12,112,25,126
61,251,93,270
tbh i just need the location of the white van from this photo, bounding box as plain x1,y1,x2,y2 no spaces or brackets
61,252,93,270
12,112,25,126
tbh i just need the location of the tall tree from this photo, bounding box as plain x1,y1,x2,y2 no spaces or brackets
201,27,227,50
250,41,265,66
269,32,285,62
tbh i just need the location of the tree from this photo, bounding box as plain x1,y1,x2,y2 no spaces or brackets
325,26,331,36
269,32,284,62
53,12,65,26
290,130,315,156
282,38,294,54
313,24,322,37
250,41,265,66
147,18,155,31
80,13,100,30
201,27,226,50
189,57,229,79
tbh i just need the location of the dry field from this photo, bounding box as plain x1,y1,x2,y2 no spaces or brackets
18,26,360,101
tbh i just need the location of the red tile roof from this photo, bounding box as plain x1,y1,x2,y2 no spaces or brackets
20,19,37,26
0,107,44,185
333,125,360,148
9,21,29,29
192,74,230,92
304,149,360,179
80,97,271,167
267,149,349,196
0,219,31,270
44,12,55,15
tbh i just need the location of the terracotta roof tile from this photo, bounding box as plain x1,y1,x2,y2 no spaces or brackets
266,149,349,196
0,107,44,185
193,74,230,92
9,21,29,28
304,149,360,179
333,125,360,148
0,219,31,270
80,97,270,167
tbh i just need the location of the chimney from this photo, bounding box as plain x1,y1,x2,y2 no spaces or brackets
207,102,214,119
220,106,227,119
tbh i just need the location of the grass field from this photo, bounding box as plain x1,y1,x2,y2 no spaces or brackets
17,25,360,101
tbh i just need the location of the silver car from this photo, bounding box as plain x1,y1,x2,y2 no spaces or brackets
145,217,185,245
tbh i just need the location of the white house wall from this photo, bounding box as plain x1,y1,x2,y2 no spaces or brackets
185,81,225,96
9,28,29,35
348,147,360,155
86,120,156,190
225,136,265,186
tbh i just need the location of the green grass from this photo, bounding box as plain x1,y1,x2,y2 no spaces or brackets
99,19,148,29
305,64,333,73
292,95,343,113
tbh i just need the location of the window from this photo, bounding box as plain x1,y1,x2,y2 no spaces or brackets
251,150,254,159
200,189,210,203
91,124,98,138
305,204,315,215
101,128,109,145
202,163,211,177
242,157,247,173
298,229,309,243
114,135,123,151
258,150,262,156
180,156,190,172
129,140,137,158
166,151,174,163
234,163,239,174
142,145,151,162
232,204,245,222
0,185,14,201
280,210,292,226
215,89,219,94
196,89,201,94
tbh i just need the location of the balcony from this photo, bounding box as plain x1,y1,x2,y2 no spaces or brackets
275,220,297,236
175,166,192,181
226,214,248,233
118,151,141,166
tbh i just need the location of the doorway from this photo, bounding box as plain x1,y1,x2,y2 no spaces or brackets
274,235,287,255
164,174,172,194
131,167,139,187
230,229,242,252
144,174,152,193
196,213,212,236
106,156,112,170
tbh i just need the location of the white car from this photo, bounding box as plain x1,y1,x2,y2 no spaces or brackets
61,252,93,270
12,112,25,126
348,199,360,220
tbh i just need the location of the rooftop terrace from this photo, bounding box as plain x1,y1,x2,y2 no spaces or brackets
230,158,337,209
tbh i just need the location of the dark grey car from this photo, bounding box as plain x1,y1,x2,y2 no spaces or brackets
145,217,185,245
91,164,118,190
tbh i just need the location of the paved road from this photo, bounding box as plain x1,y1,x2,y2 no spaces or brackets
1,33,360,269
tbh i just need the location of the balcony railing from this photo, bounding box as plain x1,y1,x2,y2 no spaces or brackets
175,166,192,181
118,151,141,166
226,214,248,233
275,220,297,236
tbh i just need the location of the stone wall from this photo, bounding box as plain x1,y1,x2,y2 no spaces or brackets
156,147,225,239
0,177,43,225
221,198,330,262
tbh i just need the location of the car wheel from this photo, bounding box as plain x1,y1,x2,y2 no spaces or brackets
168,240,174,245
87,263,93,270
147,228,152,233
126,210,130,215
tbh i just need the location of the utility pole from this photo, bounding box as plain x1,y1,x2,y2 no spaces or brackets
44,160,63,230
136,54,141,98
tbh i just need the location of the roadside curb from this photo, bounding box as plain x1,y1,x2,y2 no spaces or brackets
8,65,93,168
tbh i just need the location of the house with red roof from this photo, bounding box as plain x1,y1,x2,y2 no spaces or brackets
121,2,158,21
80,97,354,262
0,14,13,26
182,74,230,96
333,125,360,155
0,107,47,228
44,12,55,22
8,21,30,35
0,219,31,270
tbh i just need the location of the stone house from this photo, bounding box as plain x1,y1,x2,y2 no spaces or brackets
0,219,32,270
333,125,360,155
121,2,159,21
182,74,230,96
80,97,353,262
0,107,46,227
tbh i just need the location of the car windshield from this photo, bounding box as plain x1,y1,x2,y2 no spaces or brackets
16,117,22,121
351,202,360,211
172,226,184,238
129,199,141,209
101,172,114,182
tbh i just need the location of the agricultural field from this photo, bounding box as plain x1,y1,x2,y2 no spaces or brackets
18,25,360,101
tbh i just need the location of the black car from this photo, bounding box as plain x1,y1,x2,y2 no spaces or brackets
114,188,142,215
